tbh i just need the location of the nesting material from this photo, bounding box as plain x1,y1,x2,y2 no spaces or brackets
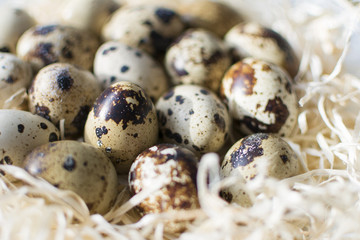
1,0,360,239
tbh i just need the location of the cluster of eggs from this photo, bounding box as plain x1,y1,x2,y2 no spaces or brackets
0,0,303,222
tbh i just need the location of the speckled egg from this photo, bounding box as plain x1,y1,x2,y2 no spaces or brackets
24,140,118,215
220,58,298,137
178,0,242,37
0,6,35,54
0,109,59,171
129,143,199,215
28,63,101,137
102,5,185,56
0,53,32,109
220,133,301,206
60,0,119,35
94,41,169,101
84,81,158,174
156,85,230,155
225,22,299,78
165,28,231,92
16,24,99,72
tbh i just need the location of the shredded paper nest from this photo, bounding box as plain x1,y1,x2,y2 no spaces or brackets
2,0,360,239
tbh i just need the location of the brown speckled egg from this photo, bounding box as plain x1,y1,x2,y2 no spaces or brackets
220,58,298,137
178,0,242,37
0,6,35,54
84,81,158,174
102,5,185,56
0,109,59,170
16,24,99,72
220,133,301,206
28,63,101,137
165,28,231,92
129,143,199,215
0,53,32,109
94,41,169,101
156,85,230,155
225,22,299,78
60,0,119,35
24,140,118,215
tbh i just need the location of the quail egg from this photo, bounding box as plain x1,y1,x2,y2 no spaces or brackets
60,0,119,35
24,140,118,215
0,53,32,109
129,143,199,214
84,81,159,174
156,84,230,155
28,63,101,137
220,58,298,137
165,28,231,92
178,0,242,37
102,5,185,56
225,22,299,78
17,24,99,72
94,41,169,101
0,109,59,171
220,133,301,206
0,6,35,54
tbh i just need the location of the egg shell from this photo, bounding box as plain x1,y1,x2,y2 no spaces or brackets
0,53,32,108
0,6,35,54
24,140,118,215
220,133,301,206
94,41,169,101
16,24,99,72
220,58,298,137
129,143,199,214
28,63,101,137
84,81,159,174
225,22,299,78
177,0,242,37
0,109,60,170
102,5,185,56
165,28,231,92
60,0,119,35
156,84,230,155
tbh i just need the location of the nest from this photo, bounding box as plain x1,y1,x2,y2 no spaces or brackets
2,0,360,239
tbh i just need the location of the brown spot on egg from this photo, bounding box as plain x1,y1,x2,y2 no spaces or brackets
214,113,226,132
35,104,51,121
17,124,25,133
56,70,74,91
229,62,257,95
49,132,58,142
175,95,185,104
33,25,57,35
164,128,182,143
280,154,289,164
230,133,268,168
93,85,153,130
32,42,58,66
40,122,48,129
63,156,76,171
71,105,91,132
262,64,271,72
5,76,16,84
240,97,290,134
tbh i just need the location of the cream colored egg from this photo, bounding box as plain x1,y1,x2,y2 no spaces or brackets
60,0,119,35
0,53,32,109
156,85,230,155
0,109,60,170
177,0,242,37
28,63,101,137
24,140,118,215
84,81,158,174
94,41,169,101
220,58,298,137
102,5,185,56
165,28,231,92
220,133,301,206
225,22,299,78
0,6,35,54
17,24,99,72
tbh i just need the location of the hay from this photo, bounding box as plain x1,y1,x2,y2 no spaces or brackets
2,0,360,239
